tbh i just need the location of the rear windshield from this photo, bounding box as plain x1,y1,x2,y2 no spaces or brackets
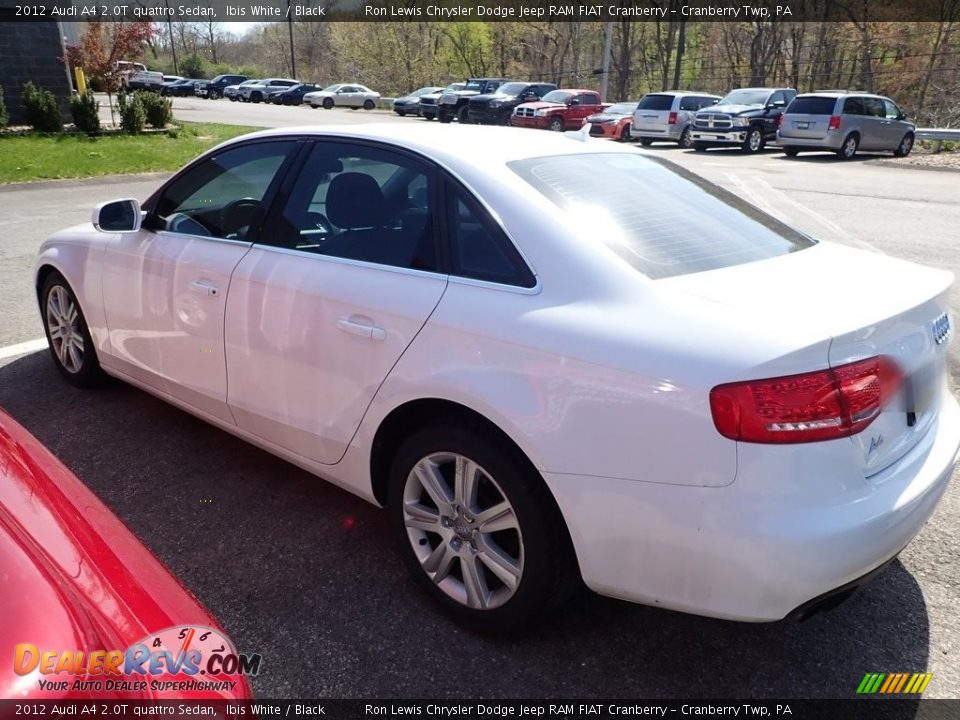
787,96,837,115
509,154,815,279
636,94,674,111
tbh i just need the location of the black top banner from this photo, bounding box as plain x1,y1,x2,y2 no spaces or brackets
0,700,958,720
0,0,956,23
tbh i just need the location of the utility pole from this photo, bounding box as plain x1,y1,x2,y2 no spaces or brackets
165,0,178,75
287,0,297,78
600,21,613,100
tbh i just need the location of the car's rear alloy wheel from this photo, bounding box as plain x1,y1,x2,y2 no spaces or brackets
678,126,693,148
743,127,764,153
838,133,859,160
41,273,103,387
894,133,914,158
389,425,575,631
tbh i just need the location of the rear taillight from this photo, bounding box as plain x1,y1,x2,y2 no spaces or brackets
668,111,678,124
710,356,902,444
828,115,842,130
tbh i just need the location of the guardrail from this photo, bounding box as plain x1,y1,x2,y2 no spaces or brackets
916,128,960,153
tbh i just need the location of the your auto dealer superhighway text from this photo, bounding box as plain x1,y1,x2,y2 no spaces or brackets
364,705,787,717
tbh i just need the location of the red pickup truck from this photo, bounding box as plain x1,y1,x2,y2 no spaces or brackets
510,89,603,132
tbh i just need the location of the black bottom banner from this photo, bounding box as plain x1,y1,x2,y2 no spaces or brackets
1,700,958,720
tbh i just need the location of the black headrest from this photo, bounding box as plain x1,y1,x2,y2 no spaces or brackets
326,173,385,229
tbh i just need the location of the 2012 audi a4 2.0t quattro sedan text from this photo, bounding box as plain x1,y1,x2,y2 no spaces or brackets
34,125,959,632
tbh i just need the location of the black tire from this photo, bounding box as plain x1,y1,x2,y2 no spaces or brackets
640,138,653,147
678,126,693,149
388,421,578,633
742,126,765,154
619,124,631,142
837,132,859,160
439,113,452,124
894,132,914,158
693,142,708,152
396,110,406,117
229,96,237,102
40,272,105,388
251,92,262,104
457,106,470,124
548,116,564,132
322,97,334,110
210,90,220,100
783,147,800,157
424,114,435,121
363,99,375,110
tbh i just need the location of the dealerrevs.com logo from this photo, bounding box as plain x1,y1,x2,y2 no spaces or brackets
14,625,261,694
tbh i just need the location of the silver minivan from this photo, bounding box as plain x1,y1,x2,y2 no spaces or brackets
631,91,721,147
777,92,915,159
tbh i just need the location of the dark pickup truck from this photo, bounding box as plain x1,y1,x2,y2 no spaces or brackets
691,87,797,153
438,78,513,124
467,82,557,125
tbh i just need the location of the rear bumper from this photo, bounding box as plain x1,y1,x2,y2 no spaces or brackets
544,393,960,621
631,125,682,141
776,131,844,150
691,129,748,145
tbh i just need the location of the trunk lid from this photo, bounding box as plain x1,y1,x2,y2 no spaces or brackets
663,242,953,478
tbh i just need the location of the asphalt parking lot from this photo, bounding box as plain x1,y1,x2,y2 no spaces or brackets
2,100,960,699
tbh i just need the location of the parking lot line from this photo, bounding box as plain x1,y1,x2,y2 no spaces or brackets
0,338,47,361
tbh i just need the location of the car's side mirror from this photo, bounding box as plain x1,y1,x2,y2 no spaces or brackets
92,199,141,233
570,98,581,106
900,112,908,120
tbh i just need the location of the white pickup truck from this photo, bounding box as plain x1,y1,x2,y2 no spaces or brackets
126,70,164,91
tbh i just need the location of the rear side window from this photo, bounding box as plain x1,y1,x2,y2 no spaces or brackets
787,96,837,115
509,154,814,280
843,97,865,115
636,94,674,111
448,185,535,288
678,97,699,111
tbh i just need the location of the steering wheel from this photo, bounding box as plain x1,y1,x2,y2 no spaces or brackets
220,198,263,239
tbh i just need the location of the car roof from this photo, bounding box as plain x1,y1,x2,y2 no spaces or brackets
225,124,634,168
795,91,883,98
642,90,720,97
554,88,599,94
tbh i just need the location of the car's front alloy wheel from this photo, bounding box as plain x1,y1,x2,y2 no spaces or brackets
743,127,764,153
389,424,575,631
41,273,103,387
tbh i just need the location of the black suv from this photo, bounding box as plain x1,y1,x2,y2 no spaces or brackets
691,87,796,153
467,82,558,125
195,74,248,100
438,78,513,124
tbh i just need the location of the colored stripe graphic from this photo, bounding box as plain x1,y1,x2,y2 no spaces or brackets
857,672,932,694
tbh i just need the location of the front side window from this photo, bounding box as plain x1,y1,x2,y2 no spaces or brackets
152,141,296,240
270,142,439,272
883,99,902,120
509,153,814,280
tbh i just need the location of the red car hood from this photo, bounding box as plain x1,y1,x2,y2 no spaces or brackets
516,101,563,111
0,410,252,700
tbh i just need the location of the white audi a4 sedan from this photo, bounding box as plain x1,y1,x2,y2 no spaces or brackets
35,124,959,631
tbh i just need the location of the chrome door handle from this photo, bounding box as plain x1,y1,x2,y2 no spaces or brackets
189,280,219,296
337,317,386,341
